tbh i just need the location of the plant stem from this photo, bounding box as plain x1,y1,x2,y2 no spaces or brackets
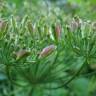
28,87,35,96
45,59,87,89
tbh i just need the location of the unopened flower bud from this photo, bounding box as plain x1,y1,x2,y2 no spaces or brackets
27,21,35,36
39,45,56,59
91,21,96,31
0,20,6,29
69,16,82,32
0,20,8,39
73,46,80,55
14,49,30,60
55,24,61,40
90,64,96,70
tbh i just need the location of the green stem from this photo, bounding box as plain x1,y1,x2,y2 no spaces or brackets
45,59,87,89
28,87,35,96
6,64,28,87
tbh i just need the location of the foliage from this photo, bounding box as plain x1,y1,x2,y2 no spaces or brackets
0,0,96,96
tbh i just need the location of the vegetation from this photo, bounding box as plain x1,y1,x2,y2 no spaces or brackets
0,0,96,96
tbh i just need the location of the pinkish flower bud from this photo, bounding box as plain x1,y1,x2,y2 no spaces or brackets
69,16,82,32
0,20,5,29
39,45,56,59
55,24,61,40
14,49,30,60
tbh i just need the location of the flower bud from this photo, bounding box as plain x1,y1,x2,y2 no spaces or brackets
0,20,6,29
39,45,56,59
90,64,96,70
69,16,82,32
0,20,8,39
14,49,30,60
27,21,35,36
55,24,61,40
91,21,96,31
70,20,78,32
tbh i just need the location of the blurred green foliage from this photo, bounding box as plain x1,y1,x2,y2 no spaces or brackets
0,0,96,96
